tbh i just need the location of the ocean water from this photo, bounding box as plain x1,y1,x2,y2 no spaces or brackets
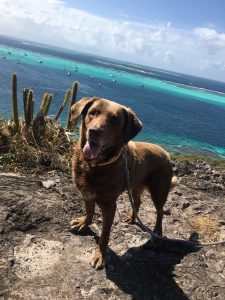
0,35,225,158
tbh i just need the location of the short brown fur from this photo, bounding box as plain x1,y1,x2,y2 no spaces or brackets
70,97,174,269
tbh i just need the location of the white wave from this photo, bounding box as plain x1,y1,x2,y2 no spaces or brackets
164,80,225,96
94,59,112,66
154,69,180,77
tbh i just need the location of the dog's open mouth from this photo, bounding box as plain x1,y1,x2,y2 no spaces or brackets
83,139,104,160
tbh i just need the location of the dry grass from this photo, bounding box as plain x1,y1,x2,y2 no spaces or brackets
172,154,225,168
0,118,76,173
190,216,220,243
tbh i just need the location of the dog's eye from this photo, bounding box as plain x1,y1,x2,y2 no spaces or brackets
110,115,119,125
89,110,98,116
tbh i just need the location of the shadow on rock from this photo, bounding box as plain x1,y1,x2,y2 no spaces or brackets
70,227,98,237
105,238,199,300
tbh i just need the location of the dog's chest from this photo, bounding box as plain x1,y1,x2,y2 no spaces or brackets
73,156,125,197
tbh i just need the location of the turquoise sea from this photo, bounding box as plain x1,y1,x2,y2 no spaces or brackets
0,35,225,158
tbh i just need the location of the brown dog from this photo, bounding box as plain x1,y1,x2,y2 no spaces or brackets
70,97,175,269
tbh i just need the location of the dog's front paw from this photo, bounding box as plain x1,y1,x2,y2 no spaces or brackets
70,216,91,232
123,213,135,224
90,247,105,270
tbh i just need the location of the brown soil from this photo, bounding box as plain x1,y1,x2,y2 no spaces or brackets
0,160,225,299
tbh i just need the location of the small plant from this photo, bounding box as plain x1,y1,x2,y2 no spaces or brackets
0,152,16,165
190,216,220,243
0,73,81,171
172,154,225,168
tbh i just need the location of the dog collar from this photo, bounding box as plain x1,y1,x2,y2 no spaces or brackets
89,147,124,167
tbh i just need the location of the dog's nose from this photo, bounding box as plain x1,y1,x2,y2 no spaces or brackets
89,127,102,138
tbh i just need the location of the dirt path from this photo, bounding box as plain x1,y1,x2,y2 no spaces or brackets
0,161,225,299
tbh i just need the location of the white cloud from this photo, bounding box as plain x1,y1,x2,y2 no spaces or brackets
0,0,225,81
194,27,225,43
194,27,225,54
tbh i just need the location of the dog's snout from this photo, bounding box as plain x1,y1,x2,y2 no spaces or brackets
89,127,102,138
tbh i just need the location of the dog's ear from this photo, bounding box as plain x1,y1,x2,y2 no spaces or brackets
123,107,142,143
70,97,99,122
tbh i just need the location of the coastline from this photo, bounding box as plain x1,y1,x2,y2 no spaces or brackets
1,36,225,159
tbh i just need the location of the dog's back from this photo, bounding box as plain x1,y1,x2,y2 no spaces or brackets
127,141,173,183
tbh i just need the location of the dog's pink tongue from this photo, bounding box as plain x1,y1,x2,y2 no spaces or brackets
83,140,102,160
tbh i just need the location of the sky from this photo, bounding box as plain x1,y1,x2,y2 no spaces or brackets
0,0,225,81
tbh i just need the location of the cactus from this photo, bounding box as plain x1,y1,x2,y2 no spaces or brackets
66,81,78,130
32,112,45,141
31,98,34,122
23,89,35,129
25,90,33,128
12,73,19,132
23,88,29,127
54,89,71,121
40,93,49,115
44,94,53,116
40,93,53,116
23,88,29,117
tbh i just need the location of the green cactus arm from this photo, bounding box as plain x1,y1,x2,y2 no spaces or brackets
40,93,49,115
54,89,71,121
12,73,19,132
43,94,53,116
66,81,78,130
26,90,33,128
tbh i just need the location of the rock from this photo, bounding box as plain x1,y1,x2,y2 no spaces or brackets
191,203,211,214
1,162,225,300
163,209,171,215
41,180,56,189
172,161,193,176
175,190,182,196
221,173,225,183
199,174,211,180
218,219,225,226
189,231,199,242
181,200,190,210
205,249,216,259
204,164,211,173
214,260,225,273
212,170,221,177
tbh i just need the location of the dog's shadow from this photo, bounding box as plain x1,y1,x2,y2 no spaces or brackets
72,228,198,299
104,238,199,300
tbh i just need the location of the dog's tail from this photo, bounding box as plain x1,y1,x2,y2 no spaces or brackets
170,176,178,189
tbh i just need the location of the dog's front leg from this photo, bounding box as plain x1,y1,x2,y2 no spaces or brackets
91,200,116,270
70,199,95,232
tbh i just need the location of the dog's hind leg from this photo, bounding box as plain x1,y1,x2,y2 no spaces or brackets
148,177,171,236
70,199,95,232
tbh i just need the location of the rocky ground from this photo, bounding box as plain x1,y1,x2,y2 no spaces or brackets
0,160,225,300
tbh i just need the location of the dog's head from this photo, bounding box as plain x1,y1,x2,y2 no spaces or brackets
71,97,142,161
